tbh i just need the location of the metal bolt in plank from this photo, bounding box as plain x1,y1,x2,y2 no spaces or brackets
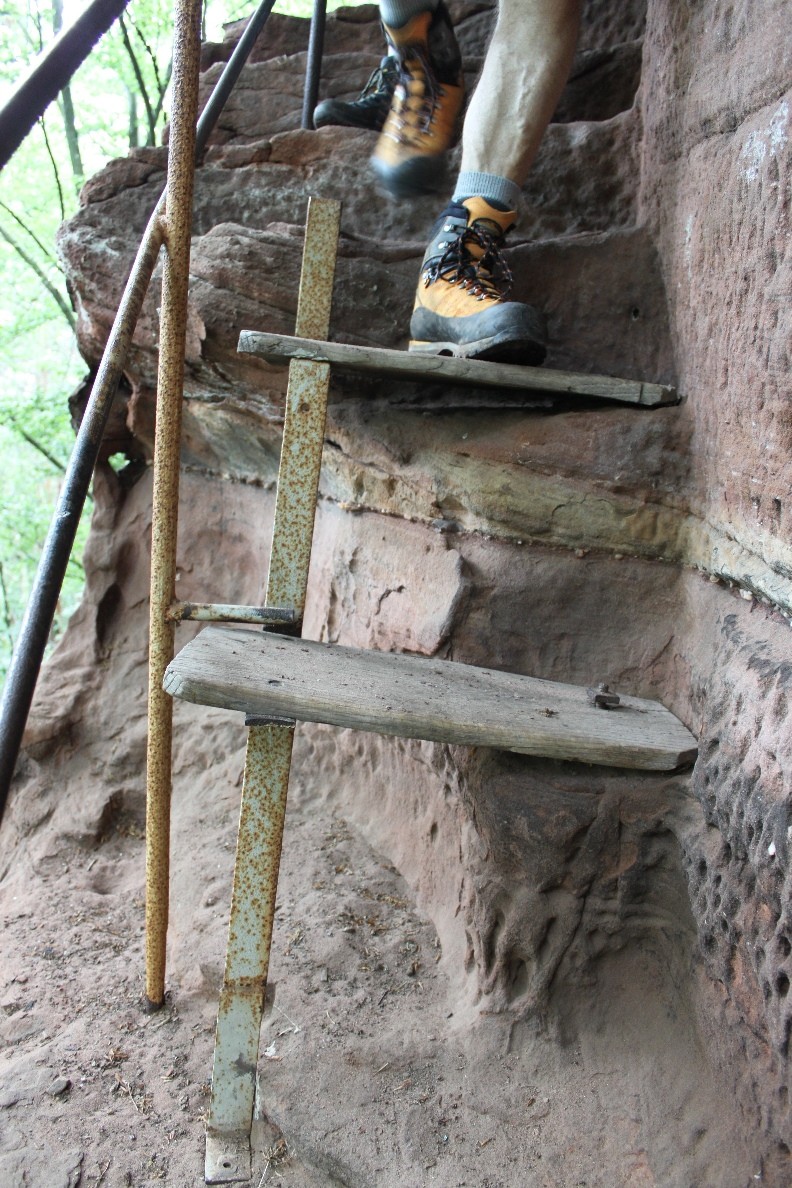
205,197,341,1182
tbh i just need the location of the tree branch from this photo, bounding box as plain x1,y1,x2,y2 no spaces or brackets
151,59,173,126
0,562,15,653
129,11,164,94
38,117,66,221
119,12,156,145
2,410,67,474
0,222,75,332
0,199,62,271
52,0,84,188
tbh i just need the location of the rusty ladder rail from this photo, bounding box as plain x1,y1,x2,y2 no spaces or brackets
201,197,340,1184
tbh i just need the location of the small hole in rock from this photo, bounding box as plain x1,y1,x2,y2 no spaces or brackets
777,972,790,997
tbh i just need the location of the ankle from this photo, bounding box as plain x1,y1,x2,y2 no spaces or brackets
380,0,438,29
452,173,522,212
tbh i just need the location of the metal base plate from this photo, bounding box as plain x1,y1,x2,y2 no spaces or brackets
205,1131,251,1184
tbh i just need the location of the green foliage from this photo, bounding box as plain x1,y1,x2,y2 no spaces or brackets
0,0,368,683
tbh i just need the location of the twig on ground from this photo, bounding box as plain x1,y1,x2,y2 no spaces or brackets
257,1137,289,1185
272,1004,301,1034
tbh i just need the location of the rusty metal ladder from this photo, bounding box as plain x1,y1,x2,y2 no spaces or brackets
155,194,697,1183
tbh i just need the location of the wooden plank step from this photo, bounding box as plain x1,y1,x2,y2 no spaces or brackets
164,627,697,771
238,331,678,409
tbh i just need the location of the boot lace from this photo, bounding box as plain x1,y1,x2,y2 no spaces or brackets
360,58,397,101
392,45,443,134
424,223,513,301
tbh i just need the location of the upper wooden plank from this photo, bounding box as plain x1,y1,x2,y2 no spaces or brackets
237,332,678,408
164,627,697,771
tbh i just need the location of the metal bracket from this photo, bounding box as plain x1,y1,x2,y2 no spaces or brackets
244,714,297,728
205,1130,251,1184
587,682,621,709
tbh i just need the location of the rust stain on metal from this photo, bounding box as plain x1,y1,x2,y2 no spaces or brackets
265,359,331,612
223,724,293,974
293,198,341,341
265,199,340,615
144,0,203,1010
208,724,294,1136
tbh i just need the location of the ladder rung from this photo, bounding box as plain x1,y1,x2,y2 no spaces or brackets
167,601,297,626
164,626,698,772
237,331,678,408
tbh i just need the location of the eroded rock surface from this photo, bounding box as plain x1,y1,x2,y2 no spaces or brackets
2,0,792,1183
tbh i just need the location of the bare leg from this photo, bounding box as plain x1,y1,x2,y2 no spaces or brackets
460,0,582,187
408,0,582,364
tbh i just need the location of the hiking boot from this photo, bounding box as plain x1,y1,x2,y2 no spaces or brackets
409,197,547,365
313,56,399,131
371,2,465,199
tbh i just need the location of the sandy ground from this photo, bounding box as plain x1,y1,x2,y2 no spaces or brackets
0,698,763,1187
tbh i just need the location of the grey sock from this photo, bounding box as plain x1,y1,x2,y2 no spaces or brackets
452,171,522,211
380,0,438,29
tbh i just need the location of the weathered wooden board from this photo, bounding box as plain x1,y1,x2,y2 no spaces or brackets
164,627,697,771
237,331,678,408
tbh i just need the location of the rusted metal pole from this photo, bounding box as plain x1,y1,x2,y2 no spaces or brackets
144,0,203,1011
196,0,275,154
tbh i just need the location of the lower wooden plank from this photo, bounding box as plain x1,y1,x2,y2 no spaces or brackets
237,331,678,408
164,627,697,772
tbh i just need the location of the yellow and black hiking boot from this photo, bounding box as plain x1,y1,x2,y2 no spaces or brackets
313,56,399,131
409,197,547,365
371,2,464,199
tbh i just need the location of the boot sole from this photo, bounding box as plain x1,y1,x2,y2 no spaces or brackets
313,100,387,132
371,151,450,200
409,331,547,367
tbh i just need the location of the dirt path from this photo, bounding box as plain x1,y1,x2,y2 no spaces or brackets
0,726,758,1186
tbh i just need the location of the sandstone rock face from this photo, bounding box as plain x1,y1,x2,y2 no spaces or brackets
3,0,792,1182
